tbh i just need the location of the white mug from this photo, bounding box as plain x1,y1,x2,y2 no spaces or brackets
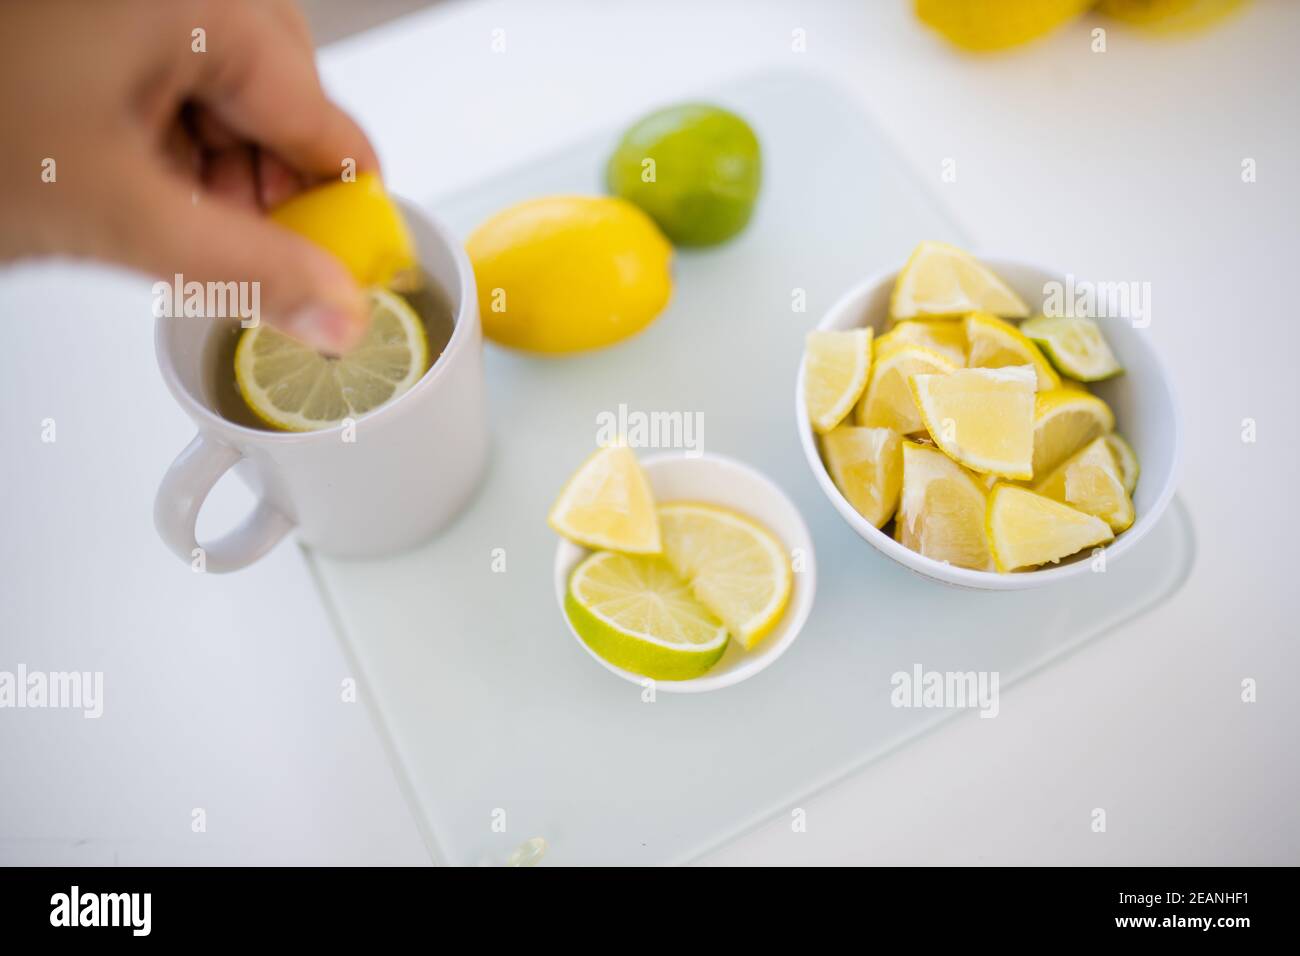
153,201,489,572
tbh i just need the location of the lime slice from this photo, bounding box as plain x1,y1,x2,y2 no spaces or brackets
1104,432,1140,495
805,329,873,433
909,366,1037,479
897,440,994,571
987,484,1114,573
890,240,1028,320
964,311,1060,391
1032,388,1115,478
1019,315,1122,382
658,503,791,651
876,318,967,366
821,425,903,528
234,288,428,432
547,445,661,553
1033,436,1135,532
855,343,957,434
270,172,416,288
566,551,728,680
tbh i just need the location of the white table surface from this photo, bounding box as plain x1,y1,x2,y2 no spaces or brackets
2,0,1297,866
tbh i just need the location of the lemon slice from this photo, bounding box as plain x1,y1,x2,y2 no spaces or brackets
566,551,728,680
896,440,993,571
234,288,428,432
1104,432,1140,495
964,312,1060,391
909,366,1036,479
821,425,903,528
270,172,416,288
876,318,967,366
1032,388,1115,478
805,329,873,433
890,241,1029,320
1033,436,1135,532
855,343,957,434
658,503,791,651
547,445,661,553
1019,315,1122,382
987,484,1114,572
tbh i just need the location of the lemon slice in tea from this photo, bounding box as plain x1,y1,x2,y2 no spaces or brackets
234,288,429,432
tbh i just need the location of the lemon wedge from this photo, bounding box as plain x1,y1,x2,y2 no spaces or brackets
876,318,967,366
269,172,416,288
896,440,993,571
234,288,428,432
1105,432,1140,495
1032,388,1115,478
890,240,1029,320
821,425,903,528
1033,436,1135,532
805,329,873,433
987,484,1114,572
909,366,1036,479
658,503,791,650
547,445,661,553
855,343,957,434
964,311,1060,391
566,552,728,680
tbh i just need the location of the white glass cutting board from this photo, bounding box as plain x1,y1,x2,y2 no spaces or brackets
307,71,1195,866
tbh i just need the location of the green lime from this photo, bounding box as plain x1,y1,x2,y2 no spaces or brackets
605,103,761,247
1019,315,1123,382
565,551,728,680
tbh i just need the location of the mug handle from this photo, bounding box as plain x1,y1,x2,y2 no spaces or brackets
154,434,294,573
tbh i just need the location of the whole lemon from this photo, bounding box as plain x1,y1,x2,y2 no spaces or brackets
915,0,1093,51
467,196,673,353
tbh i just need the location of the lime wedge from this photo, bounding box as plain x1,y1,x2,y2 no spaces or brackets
1020,315,1123,382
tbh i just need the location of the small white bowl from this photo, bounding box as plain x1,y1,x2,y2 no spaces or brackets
553,452,816,692
796,256,1182,590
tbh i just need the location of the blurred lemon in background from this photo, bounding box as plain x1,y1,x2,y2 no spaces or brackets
467,196,672,353
916,0,1247,50
606,103,761,247
1097,0,1247,32
269,172,416,288
915,0,1094,50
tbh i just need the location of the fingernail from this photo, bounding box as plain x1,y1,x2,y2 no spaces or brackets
281,306,360,355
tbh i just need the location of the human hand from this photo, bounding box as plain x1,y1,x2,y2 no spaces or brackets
0,0,379,352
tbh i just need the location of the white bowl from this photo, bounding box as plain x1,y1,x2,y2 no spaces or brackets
796,256,1182,590
553,452,816,692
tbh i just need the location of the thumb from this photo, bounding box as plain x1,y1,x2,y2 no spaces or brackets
126,174,366,352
